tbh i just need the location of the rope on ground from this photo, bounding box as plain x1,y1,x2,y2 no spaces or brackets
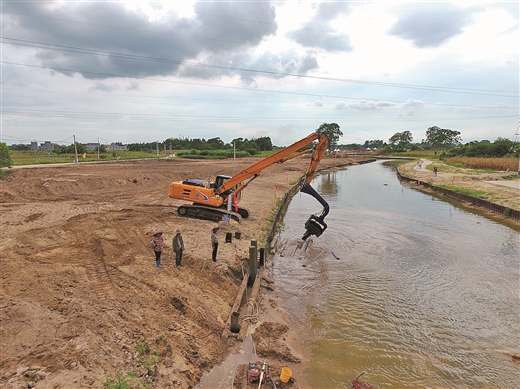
240,297,263,325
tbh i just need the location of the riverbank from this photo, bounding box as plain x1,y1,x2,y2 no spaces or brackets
0,155,368,389
394,158,520,230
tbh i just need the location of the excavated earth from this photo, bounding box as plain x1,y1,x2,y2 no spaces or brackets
0,156,364,389
1,156,518,389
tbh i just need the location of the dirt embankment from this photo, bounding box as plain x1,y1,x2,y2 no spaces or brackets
0,156,364,389
396,159,520,229
398,159,520,210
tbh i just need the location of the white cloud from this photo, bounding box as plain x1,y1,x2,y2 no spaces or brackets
1,0,517,146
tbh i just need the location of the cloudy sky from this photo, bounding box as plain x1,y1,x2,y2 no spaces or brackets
1,1,518,147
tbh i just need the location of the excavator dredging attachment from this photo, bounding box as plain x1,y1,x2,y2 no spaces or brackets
300,183,329,241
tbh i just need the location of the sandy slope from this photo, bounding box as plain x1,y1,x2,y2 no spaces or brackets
0,156,361,389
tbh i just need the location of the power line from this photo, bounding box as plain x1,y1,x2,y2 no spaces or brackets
2,60,518,98
2,107,513,123
3,86,518,111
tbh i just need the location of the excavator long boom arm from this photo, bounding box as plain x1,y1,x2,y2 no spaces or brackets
169,131,331,240
217,132,330,240
215,132,328,196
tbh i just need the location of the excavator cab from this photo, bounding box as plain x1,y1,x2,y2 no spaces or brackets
214,175,242,200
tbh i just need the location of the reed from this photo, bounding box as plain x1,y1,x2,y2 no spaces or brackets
446,157,518,171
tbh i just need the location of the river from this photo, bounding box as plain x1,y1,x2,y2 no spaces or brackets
271,160,519,389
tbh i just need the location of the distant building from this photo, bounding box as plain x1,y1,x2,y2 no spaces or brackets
105,143,127,151
30,141,38,151
39,141,55,151
83,142,100,151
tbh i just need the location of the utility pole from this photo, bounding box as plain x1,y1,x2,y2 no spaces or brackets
73,135,79,167
156,142,159,159
97,138,100,159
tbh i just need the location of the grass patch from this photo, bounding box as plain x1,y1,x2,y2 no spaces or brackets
103,371,149,389
263,197,284,243
437,185,489,199
136,341,149,357
9,150,160,166
382,160,407,168
391,150,437,159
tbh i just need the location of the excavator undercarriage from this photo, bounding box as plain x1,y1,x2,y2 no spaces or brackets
177,204,249,223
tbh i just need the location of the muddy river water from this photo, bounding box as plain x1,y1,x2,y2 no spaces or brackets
271,160,519,388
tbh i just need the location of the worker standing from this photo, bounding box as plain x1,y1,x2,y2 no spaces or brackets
172,229,185,267
211,225,219,262
150,230,164,268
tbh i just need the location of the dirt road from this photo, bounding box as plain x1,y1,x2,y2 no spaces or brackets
0,156,360,389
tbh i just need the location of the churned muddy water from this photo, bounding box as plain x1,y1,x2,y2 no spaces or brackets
271,160,519,388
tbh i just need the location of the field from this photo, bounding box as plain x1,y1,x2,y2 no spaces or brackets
9,150,163,166
446,157,519,172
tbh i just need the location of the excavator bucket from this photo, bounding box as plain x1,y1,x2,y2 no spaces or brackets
300,184,329,241
302,214,327,241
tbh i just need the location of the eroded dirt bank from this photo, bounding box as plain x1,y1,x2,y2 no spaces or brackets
0,156,364,389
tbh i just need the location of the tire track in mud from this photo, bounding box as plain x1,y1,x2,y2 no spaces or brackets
83,209,159,306
85,238,118,303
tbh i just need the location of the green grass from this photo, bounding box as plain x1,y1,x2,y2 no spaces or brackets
437,185,489,199
382,160,407,168
103,371,149,389
9,150,161,166
389,150,437,158
135,341,158,376
136,341,149,357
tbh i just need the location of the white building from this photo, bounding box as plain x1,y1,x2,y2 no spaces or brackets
105,143,127,151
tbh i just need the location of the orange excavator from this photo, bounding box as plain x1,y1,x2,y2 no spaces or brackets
168,132,330,240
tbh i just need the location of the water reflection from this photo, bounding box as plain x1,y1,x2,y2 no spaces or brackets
316,173,340,197
272,160,520,389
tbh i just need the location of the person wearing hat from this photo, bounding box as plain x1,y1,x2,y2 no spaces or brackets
211,224,219,262
150,230,164,268
172,229,185,268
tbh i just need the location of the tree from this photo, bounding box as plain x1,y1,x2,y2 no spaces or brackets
316,123,343,151
0,142,13,176
364,140,384,149
254,136,273,151
425,126,462,152
207,137,225,149
389,131,413,147
9,144,31,151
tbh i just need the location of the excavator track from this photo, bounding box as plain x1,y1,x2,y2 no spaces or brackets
177,204,243,223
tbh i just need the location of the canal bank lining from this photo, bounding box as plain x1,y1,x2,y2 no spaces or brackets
265,160,375,250
222,160,372,341
396,168,520,221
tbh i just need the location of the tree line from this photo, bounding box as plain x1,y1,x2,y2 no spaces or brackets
127,136,273,155
7,136,274,156
387,126,518,158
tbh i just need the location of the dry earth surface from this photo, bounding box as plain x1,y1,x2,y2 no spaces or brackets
0,156,362,389
1,156,518,389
